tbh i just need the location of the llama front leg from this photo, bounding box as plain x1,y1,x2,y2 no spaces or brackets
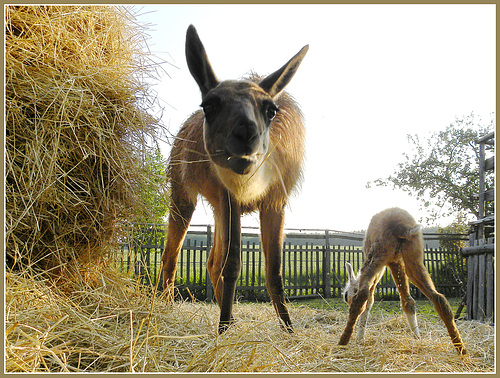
340,248,387,346
339,286,370,345
355,264,387,341
217,193,242,334
356,290,374,341
260,207,292,332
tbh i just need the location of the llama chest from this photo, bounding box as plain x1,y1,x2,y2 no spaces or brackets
213,161,276,205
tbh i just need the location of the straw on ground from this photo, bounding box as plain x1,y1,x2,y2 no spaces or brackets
5,266,494,373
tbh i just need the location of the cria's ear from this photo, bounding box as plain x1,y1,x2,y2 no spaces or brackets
259,45,309,98
345,262,355,282
185,25,219,97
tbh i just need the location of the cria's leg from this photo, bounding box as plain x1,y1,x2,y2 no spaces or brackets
339,285,370,345
357,265,386,341
388,261,420,339
339,246,387,346
356,287,374,340
404,258,467,355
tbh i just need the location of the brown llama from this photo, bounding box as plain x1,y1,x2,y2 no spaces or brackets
161,25,308,334
339,207,467,355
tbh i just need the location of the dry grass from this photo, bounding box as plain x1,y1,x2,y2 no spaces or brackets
3,5,495,373
5,5,162,270
5,266,495,373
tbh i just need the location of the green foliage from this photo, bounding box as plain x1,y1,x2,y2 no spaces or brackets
368,112,494,223
437,213,469,250
135,144,169,224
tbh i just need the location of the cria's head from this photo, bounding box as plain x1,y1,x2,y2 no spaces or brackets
342,262,360,305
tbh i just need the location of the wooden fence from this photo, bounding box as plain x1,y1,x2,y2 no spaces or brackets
461,131,495,323
115,225,467,302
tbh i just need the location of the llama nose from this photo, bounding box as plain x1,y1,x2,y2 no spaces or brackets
231,121,258,144
228,122,259,156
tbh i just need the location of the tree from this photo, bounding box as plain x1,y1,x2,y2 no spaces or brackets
368,113,494,224
135,144,169,225
437,213,469,250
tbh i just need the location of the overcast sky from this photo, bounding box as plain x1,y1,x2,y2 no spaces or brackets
135,4,495,231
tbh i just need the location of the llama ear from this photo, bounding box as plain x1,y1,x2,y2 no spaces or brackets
259,45,309,98
185,25,219,97
345,262,355,281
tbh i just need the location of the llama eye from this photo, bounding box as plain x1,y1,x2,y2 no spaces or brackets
201,96,220,119
266,108,276,119
265,104,279,120
202,104,213,115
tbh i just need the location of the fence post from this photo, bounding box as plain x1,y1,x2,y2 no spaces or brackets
323,230,332,298
206,225,213,301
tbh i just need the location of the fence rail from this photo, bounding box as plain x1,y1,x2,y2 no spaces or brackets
114,225,467,302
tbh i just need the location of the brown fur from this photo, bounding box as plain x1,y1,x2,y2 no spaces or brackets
339,207,467,355
161,25,308,334
167,87,305,214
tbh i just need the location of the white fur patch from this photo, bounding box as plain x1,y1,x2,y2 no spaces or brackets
214,160,275,204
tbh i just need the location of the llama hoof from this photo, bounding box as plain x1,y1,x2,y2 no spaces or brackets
218,323,230,334
218,322,231,334
218,316,237,334
281,323,294,333
338,334,350,345
455,343,467,355
162,286,175,302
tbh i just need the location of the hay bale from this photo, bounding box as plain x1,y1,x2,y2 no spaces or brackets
5,269,495,372
5,5,161,270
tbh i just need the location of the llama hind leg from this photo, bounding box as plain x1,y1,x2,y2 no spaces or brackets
161,195,195,300
404,260,467,355
388,261,421,339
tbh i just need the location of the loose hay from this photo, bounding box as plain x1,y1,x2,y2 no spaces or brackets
5,268,495,372
4,5,495,373
5,5,163,270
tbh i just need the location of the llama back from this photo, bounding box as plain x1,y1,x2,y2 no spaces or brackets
167,110,208,203
363,207,424,251
377,207,420,237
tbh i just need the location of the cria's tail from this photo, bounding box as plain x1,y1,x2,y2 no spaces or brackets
401,225,421,240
